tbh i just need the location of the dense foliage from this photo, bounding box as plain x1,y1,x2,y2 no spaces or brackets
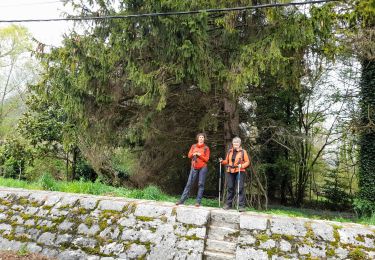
0,0,373,214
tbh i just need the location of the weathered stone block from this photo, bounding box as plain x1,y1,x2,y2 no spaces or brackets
98,200,128,211
271,255,298,260
26,242,42,253
37,232,56,246
56,195,80,208
79,198,98,210
15,226,25,235
186,227,206,239
11,215,24,225
335,247,348,259
176,207,209,226
0,205,9,211
0,223,12,232
270,216,307,236
259,239,276,249
0,191,11,199
58,250,87,260
121,229,140,241
73,237,98,248
118,216,136,227
136,218,163,231
44,195,62,206
99,226,120,240
240,214,268,230
35,208,50,217
175,250,202,260
41,247,59,258
29,193,47,204
147,225,177,259
238,233,256,245
0,238,22,251
311,221,335,241
236,247,268,260
126,244,147,258
0,237,12,250
87,256,101,260
134,203,172,218
298,244,326,258
24,219,35,226
25,228,40,240
78,223,100,236
58,220,75,231
211,210,240,229
139,229,157,243
38,219,54,228
279,240,292,252
177,238,204,253
56,233,74,245
50,208,69,217
24,206,38,215
338,226,374,248
100,242,124,255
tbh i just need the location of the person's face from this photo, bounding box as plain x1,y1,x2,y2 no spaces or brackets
198,135,205,144
233,141,240,150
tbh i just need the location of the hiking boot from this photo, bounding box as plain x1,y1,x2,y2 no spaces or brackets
195,203,200,207
239,206,246,212
175,200,184,205
223,204,231,210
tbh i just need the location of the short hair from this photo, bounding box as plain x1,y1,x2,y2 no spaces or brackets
232,136,241,145
196,133,207,141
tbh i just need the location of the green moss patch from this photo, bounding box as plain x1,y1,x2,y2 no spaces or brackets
348,247,367,260
0,199,12,207
256,233,270,243
135,216,154,222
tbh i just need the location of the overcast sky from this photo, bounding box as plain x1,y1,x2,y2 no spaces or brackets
0,0,71,46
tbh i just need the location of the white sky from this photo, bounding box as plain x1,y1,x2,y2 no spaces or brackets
0,0,71,46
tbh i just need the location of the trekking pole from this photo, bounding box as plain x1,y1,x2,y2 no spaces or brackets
218,161,221,207
237,164,241,211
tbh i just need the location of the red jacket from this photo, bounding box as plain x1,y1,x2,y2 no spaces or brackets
221,148,250,173
188,143,210,169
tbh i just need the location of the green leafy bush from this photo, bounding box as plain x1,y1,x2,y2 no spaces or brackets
38,173,58,191
354,198,375,217
0,139,33,179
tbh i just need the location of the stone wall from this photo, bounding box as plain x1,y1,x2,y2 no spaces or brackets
0,187,374,260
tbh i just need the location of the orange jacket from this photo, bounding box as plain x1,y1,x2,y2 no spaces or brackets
188,143,210,169
221,148,250,173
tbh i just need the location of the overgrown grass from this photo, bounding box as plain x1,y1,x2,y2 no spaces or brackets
0,175,373,225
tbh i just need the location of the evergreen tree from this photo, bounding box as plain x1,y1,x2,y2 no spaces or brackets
34,0,337,196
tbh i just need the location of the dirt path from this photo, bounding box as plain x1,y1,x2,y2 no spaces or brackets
0,251,53,260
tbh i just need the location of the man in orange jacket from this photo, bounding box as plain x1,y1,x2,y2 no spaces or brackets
176,133,210,207
220,137,250,211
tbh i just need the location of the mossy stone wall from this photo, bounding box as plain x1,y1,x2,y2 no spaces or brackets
0,187,374,260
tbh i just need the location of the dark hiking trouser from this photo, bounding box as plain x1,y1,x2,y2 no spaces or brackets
180,166,208,204
225,171,246,207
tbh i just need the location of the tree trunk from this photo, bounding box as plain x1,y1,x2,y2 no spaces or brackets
71,146,78,181
358,59,375,205
66,152,69,181
223,95,239,149
281,97,292,205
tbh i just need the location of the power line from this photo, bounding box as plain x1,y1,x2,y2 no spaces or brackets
0,0,337,23
0,0,62,8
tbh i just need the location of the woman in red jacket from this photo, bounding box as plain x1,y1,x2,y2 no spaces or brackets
176,133,210,207
220,137,250,211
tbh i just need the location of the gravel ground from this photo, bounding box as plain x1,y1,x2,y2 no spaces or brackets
0,251,53,260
